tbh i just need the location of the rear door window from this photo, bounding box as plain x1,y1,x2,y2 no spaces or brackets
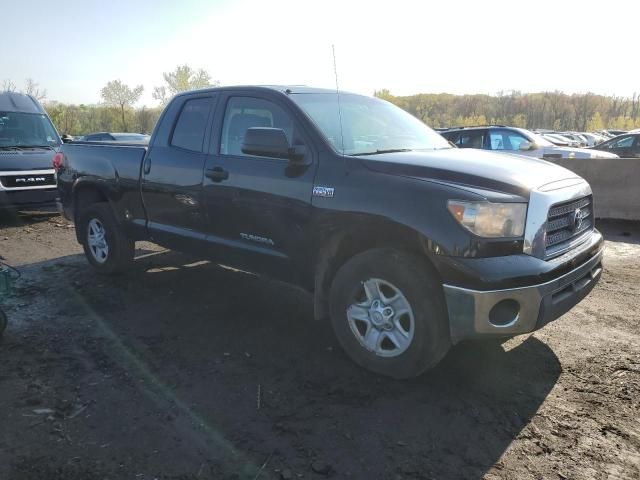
171,97,213,152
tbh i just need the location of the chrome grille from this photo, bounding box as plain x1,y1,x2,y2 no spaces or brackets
0,173,56,188
545,195,593,258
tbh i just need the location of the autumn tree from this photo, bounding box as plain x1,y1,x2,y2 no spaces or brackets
376,89,640,131
152,65,218,106
587,112,604,131
100,80,144,131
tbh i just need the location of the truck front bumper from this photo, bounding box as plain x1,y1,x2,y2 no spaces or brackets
0,188,58,209
442,233,604,343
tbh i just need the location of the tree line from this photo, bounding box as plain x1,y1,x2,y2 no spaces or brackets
2,65,217,135
374,89,640,131
4,70,640,134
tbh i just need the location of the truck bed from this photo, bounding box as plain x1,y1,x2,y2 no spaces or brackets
63,142,148,178
58,142,148,228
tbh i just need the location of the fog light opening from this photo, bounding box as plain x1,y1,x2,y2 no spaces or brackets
489,299,520,327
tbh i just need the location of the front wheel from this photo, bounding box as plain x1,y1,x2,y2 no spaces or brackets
329,249,451,379
78,203,134,275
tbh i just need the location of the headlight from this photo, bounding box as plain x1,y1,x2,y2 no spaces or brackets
447,201,527,238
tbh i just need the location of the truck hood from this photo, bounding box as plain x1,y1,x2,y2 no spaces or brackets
355,148,583,198
540,145,618,159
0,148,58,171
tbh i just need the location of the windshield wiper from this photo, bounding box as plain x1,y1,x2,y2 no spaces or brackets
0,145,55,151
349,148,413,156
20,145,55,150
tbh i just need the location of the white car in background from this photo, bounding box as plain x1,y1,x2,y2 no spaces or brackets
441,126,619,160
540,132,581,147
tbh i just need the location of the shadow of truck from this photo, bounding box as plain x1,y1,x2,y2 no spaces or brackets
1,249,561,479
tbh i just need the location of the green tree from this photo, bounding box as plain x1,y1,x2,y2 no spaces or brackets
152,65,218,106
512,113,526,128
375,89,640,132
373,89,395,102
136,106,162,134
587,112,604,131
100,80,144,131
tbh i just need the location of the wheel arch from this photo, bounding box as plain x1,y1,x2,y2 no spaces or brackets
311,215,443,321
71,180,118,243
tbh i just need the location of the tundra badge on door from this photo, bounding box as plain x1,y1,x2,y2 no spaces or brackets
312,186,334,198
240,233,275,246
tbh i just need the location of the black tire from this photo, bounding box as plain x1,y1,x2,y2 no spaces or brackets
329,248,450,379
77,203,134,275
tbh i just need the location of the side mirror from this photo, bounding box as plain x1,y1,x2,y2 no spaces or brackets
242,127,291,159
519,141,534,151
242,127,309,164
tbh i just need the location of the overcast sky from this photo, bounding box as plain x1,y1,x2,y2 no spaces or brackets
3,0,638,106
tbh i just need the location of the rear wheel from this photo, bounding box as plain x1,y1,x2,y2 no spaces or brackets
78,203,134,274
329,249,450,379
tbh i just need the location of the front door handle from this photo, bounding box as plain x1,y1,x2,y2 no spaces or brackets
206,166,229,182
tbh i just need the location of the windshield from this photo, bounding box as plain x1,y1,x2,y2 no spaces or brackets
0,112,60,148
290,93,451,155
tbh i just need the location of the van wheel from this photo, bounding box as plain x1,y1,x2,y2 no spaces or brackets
329,249,450,379
78,203,134,275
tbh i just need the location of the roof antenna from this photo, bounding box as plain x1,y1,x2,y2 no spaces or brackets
332,44,345,156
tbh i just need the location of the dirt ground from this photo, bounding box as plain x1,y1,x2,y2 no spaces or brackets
0,210,638,480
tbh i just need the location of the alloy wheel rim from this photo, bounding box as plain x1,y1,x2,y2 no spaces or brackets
87,218,109,264
346,278,415,357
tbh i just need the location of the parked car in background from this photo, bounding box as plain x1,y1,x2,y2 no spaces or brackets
590,133,640,158
440,125,619,160
578,132,603,147
556,132,587,147
57,86,604,379
604,129,627,137
540,132,580,147
0,92,61,209
80,132,150,143
534,130,610,147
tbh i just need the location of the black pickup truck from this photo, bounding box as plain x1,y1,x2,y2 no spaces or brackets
57,86,604,378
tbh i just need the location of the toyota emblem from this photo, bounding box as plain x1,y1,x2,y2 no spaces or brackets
573,208,583,232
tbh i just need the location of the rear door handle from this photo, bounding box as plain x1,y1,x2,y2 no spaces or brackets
206,167,229,182
143,157,152,174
